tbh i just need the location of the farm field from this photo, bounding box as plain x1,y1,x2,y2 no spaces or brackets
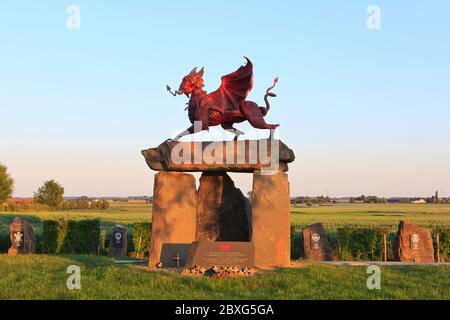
291,203,450,230
0,255,448,300
1,202,449,233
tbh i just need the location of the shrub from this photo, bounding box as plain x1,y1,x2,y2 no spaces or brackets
0,231,10,253
41,220,68,254
132,222,151,258
3,202,49,212
98,229,108,255
433,228,450,262
290,225,302,260
41,219,100,254
336,227,384,261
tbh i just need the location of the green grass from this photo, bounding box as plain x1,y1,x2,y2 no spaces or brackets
0,254,448,300
1,203,449,300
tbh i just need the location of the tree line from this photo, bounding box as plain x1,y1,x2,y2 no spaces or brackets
0,163,109,211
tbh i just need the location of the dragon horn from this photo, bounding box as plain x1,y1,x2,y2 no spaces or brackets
198,67,204,77
189,67,197,76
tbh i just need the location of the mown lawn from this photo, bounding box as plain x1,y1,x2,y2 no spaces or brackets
0,255,448,300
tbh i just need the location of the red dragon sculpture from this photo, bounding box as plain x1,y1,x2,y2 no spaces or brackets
166,57,279,140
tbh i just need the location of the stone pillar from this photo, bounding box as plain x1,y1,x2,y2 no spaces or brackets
196,172,251,242
251,170,290,267
149,172,197,267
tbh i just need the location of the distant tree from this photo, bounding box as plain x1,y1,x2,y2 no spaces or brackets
435,190,439,204
399,197,411,204
349,197,355,204
0,163,14,204
33,179,64,210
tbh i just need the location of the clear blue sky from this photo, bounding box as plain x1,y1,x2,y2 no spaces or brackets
1,1,449,197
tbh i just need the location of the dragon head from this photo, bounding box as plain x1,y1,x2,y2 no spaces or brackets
178,67,204,96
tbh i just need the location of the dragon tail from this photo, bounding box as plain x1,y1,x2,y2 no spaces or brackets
261,77,278,116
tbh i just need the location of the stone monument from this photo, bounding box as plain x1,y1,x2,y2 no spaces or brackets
143,58,295,268
394,221,434,262
302,223,335,261
109,224,127,257
142,139,295,268
8,217,36,256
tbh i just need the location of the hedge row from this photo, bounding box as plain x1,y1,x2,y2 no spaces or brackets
42,219,101,254
1,221,449,261
0,220,152,256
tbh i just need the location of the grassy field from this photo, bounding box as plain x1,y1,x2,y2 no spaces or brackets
0,255,448,300
1,203,449,300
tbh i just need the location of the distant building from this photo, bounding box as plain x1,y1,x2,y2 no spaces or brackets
127,199,147,203
412,199,426,204
8,198,33,204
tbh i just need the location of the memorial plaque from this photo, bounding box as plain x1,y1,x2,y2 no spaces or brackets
410,233,420,251
109,224,127,257
159,243,192,268
186,241,254,268
311,233,321,250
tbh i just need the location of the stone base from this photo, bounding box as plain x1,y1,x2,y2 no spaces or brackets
144,139,295,269
7,248,19,256
251,170,291,267
148,172,197,268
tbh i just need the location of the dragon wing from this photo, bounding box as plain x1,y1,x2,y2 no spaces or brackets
208,57,253,113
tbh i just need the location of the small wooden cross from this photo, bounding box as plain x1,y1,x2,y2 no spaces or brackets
173,253,183,268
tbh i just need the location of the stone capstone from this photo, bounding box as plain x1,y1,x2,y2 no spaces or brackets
141,139,295,173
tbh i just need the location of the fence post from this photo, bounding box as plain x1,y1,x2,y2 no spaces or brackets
383,230,387,262
136,236,142,259
436,234,440,263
